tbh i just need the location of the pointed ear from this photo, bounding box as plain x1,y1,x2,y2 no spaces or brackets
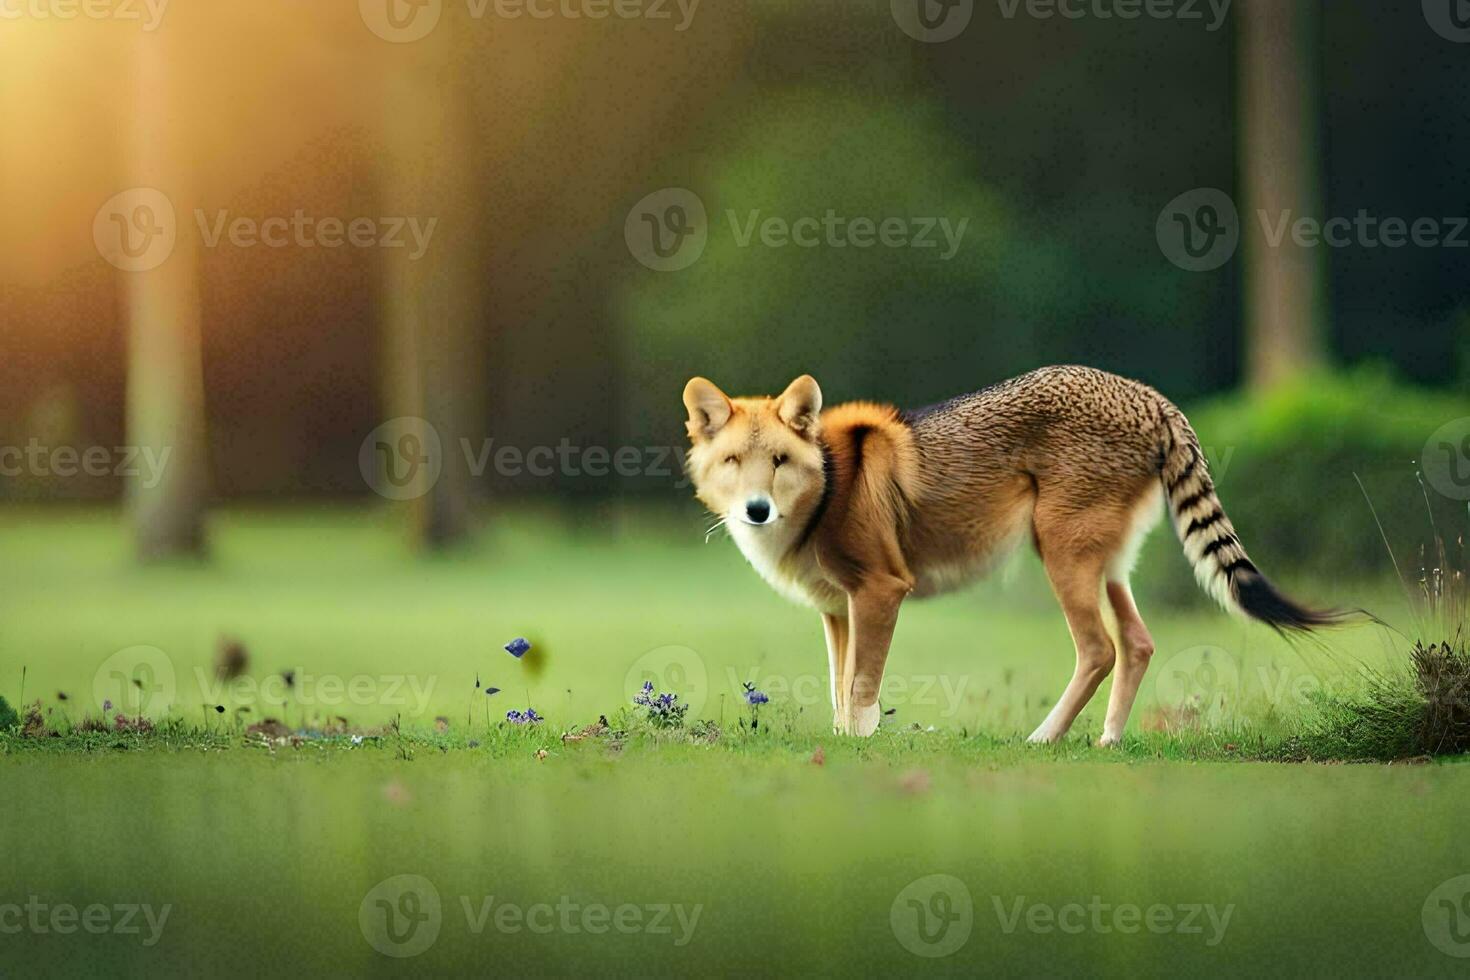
777,375,822,437
683,377,732,441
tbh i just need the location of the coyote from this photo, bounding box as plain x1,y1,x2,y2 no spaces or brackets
682,366,1348,742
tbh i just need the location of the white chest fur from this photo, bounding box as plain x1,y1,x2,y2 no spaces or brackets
728,523,845,615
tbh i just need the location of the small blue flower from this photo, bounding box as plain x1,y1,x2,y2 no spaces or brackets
505,637,532,658
742,682,769,706
506,708,542,725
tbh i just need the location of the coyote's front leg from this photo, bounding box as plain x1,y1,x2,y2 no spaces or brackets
822,612,850,733
838,576,909,736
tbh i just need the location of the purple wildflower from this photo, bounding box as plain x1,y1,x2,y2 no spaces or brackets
505,637,532,658
633,680,688,727
742,682,769,706
506,708,542,725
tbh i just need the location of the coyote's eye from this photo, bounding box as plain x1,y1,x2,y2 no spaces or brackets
723,455,740,466
772,454,788,469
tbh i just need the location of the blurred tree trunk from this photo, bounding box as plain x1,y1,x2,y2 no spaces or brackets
378,46,484,549
1237,0,1328,391
126,38,208,560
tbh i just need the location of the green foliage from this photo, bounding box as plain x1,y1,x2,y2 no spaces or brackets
1171,366,1470,582
0,695,16,732
1293,641,1470,762
617,89,1074,443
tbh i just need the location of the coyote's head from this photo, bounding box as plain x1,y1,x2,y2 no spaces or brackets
682,375,826,534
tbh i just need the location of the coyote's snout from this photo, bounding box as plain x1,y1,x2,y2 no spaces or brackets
682,365,1353,743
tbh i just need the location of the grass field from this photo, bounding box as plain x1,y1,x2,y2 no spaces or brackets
3,505,1468,976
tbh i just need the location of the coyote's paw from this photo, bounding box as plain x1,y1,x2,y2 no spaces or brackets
850,702,881,738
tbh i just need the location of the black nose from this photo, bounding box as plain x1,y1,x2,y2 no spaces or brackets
746,500,771,524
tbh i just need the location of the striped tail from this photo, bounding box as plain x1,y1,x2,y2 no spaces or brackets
1158,406,1351,632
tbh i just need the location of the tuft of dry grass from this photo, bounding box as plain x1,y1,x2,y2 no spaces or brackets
1301,496,1469,761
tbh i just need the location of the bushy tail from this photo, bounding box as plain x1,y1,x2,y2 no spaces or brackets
1158,405,1354,632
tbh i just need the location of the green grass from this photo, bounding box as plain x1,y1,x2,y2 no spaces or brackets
0,503,1408,739
3,505,1468,977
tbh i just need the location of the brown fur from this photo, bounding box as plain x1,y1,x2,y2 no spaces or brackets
683,366,1345,742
